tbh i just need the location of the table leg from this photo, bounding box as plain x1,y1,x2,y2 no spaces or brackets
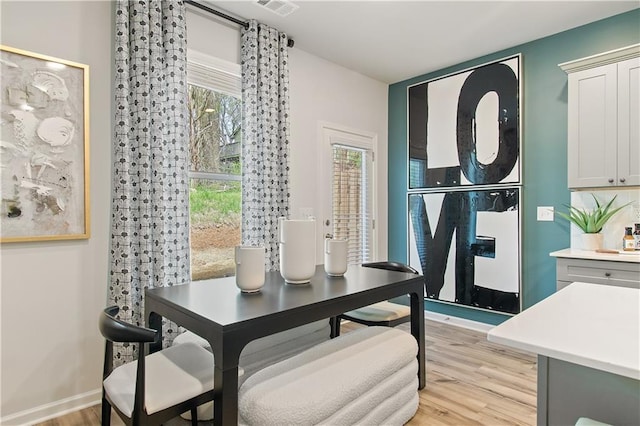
410,290,426,389
213,364,240,426
212,340,243,426
147,311,163,354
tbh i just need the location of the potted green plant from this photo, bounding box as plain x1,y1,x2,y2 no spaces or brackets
556,194,631,250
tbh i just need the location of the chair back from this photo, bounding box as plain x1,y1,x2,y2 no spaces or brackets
362,261,419,275
99,305,157,344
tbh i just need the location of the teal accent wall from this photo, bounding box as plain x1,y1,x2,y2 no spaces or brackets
388,10,640,325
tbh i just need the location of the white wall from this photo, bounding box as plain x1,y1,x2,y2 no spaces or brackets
288,48,389,262
0,5,388,423
187,7,240,64
0,1,113,423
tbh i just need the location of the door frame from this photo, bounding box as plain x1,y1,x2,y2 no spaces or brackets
318,121,379,263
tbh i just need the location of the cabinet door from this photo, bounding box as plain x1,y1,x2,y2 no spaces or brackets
567,64,618,188
617,57,640,187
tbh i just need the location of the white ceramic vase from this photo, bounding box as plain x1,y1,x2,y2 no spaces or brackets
580,233,603,251
234,246,265,293
324,237,348,276
279,217,316,284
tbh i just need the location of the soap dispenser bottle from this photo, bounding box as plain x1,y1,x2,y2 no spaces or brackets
623,227,635,251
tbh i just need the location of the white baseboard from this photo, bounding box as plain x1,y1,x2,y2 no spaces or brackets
424,310,494,334
0,389,100,426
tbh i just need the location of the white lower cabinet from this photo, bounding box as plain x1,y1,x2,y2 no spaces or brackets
555,257,640,291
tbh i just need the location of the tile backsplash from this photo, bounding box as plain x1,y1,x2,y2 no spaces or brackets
569,188,640,250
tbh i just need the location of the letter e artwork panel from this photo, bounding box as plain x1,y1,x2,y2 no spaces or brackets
408,188,521,314
1,45,90,243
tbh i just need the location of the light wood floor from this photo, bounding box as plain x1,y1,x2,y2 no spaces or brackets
36,320,536,426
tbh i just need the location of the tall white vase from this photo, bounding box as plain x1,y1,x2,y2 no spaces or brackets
279,217,316,284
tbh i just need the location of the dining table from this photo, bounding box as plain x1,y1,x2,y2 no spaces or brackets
145,264,425,426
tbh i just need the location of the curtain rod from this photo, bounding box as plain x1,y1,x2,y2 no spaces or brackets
185,0,295,48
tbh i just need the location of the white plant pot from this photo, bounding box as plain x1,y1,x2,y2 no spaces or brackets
279,218,316,284
580,233,603,251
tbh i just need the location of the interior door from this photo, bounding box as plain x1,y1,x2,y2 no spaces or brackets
320,123,376,265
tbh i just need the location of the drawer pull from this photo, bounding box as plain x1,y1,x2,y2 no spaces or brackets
604,272,611,277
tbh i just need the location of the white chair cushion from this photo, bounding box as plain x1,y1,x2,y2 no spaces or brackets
103,342,217,418
343,301,410,322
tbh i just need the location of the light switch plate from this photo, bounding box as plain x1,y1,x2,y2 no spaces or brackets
299,207,314,219
537,206,554,221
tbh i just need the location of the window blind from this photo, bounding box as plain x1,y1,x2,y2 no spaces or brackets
331,144,373,265
187,49,241,98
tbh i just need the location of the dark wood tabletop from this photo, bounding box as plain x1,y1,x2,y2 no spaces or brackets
145,264,425,426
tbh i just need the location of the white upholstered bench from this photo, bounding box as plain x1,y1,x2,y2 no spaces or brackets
238,326,419,426
173,319,331,380
173,319,331,420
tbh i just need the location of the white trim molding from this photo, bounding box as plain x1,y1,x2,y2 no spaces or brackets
559,43,640,73
0,389,100,426
424,310,495,334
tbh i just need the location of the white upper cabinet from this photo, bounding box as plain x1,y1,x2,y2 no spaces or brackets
618,57,640,187
560,45,640,189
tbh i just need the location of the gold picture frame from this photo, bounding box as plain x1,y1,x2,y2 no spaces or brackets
1,45,90,243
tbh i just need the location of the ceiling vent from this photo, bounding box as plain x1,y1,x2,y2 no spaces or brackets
256,0,299,17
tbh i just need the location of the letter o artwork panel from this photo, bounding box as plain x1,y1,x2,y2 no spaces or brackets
408,55,521,189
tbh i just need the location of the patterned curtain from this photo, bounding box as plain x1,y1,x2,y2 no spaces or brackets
241,20,291,271
110,0,189,364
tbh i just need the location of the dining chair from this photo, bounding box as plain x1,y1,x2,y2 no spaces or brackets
99,305,215,426
330,261,420,337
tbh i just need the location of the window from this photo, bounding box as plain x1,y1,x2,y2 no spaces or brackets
187,51,242,281
330,143,374,265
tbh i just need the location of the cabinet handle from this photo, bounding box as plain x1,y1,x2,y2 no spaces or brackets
604,272,611,277
620,177,626,183
608,178,614,183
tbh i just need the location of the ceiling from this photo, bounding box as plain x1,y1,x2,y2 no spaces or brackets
205,1,638,83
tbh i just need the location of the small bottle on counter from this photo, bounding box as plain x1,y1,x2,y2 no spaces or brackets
623,227,635,251
634,223,640,251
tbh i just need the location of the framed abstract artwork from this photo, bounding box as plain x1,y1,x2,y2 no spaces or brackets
1,45,90,243
408,54,521,189
408,188,521,314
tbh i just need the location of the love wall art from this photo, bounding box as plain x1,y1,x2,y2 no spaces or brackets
407,55,522,315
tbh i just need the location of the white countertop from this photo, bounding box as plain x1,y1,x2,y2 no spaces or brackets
487,282,640,380
550,248,640,263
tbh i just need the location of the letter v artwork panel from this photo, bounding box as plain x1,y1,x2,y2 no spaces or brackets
407,54,522,315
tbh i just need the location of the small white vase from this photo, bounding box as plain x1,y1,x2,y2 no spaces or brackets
580,233,603,251
324,237,348,277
